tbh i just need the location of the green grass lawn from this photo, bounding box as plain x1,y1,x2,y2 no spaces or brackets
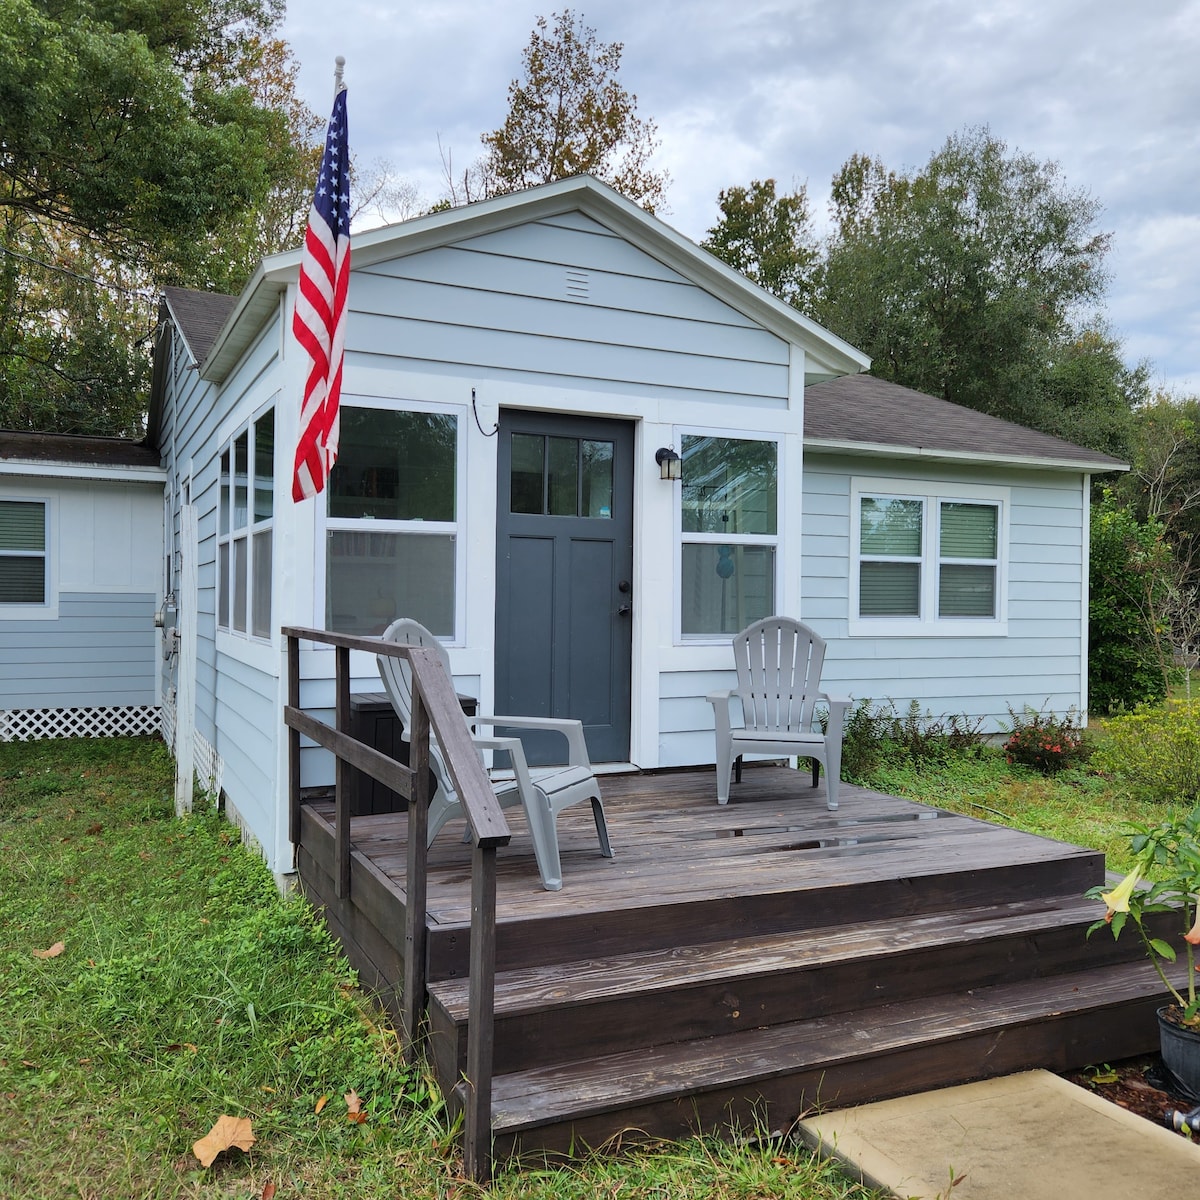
0,737,881,1200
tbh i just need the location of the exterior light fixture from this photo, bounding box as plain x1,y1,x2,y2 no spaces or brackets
655,446,682,481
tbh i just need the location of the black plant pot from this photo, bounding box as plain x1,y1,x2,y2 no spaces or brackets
1158,1006,1200,1102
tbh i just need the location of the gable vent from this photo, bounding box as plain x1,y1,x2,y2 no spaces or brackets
565,269,589,300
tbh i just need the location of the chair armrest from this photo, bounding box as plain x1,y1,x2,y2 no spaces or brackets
817,693,852,740
471,734,537,798
707,689,739,739
470,714,590,768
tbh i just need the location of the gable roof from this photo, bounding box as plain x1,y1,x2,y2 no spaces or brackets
804,373,1127,472
194,174,870,385
161,286,239,365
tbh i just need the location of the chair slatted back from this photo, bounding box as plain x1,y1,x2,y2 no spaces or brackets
378,617,457,792
733,616,827,734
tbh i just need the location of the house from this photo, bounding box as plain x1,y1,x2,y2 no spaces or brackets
0,433,165,741
7,174,1124,875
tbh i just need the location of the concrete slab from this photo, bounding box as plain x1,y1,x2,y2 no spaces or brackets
797,1070,1200,1200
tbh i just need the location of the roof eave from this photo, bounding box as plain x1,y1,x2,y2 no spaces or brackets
803,436,1129,473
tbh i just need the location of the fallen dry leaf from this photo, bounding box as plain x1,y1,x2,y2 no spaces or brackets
85,823,103,836
313,1094,328,1115
32,942,64,959
344,1090,367,1123
262,1184,276,1200
192,1115,255,1168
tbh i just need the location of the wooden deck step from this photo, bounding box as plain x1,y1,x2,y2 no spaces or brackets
426,894,1152,1080
487,957,1190,1156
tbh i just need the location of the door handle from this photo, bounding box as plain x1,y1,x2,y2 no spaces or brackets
617,603,632,617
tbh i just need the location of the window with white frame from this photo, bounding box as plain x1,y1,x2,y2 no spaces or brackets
850,478,1008,635
680,433,778,637
0,499,48,605
324,406,459,637
217,406,274,639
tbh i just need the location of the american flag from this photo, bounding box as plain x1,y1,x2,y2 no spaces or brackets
292,85,351,501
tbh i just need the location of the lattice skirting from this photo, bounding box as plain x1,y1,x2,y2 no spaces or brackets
0,705,162,742
193,730,223,799
160,696,177,750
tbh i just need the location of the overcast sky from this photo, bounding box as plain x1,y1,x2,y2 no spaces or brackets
280,0,1200,394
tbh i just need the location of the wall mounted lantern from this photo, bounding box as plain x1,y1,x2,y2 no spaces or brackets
655,446,682,481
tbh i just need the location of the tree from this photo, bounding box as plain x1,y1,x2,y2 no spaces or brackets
479,10,668,211
701,179,819,309
0,0,294,435
815,128,1133,452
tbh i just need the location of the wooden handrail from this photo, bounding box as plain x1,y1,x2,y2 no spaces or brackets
283,625,507,1183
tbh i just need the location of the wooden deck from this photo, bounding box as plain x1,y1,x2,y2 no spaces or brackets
297,763,1183,1158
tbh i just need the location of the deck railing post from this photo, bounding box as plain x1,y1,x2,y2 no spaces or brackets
287,633,301,849
402,684,431,1060
334,644,351,898
464,841,498,1184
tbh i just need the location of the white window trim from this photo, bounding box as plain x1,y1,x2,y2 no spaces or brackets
849,476,1009,638
215,402,275,645
317,396,467,644
673,426,784,644
0,494,57,620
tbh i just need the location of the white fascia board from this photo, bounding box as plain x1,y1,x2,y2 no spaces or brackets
200,175,872,385
803,437,1129,474
1,461,166,483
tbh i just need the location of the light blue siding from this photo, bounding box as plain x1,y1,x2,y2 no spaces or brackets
0,592,156,707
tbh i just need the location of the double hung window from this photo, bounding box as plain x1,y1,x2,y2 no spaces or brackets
217,407,274,639
851,478,1007,635
325,406,459,637
0,499,48,606
680,434,779,637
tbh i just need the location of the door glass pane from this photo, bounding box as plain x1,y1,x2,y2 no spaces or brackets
327,530,455,636
232,537,247,632
510,433,544,514
253,409,274,523
0,557,45,604
940,502,997,559
547,436,579,516
681,543,775,635
251,530,272,638
940,564,996,617
581,440,613,518
328,409,457,520
861,497,922,556
860,561,921,616
0,500,45,550
681,436,777,535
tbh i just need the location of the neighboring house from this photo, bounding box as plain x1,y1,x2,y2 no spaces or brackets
9,173,1121,875
0,433,165,740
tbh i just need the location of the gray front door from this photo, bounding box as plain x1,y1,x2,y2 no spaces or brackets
495,410,634,764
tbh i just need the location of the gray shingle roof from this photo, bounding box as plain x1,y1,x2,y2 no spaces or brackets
161,286,238,366
1,431,161,469
804,373,1127,470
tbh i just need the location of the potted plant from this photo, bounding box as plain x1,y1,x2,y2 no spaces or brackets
1088,806,1200,1097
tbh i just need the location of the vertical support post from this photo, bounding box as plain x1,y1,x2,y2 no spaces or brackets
287,633,301,847
464,842,498,1184
402,680,430,1060
334,644,351,899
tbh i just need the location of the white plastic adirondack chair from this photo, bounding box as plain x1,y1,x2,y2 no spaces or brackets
707,616,850,810
376,618,613,891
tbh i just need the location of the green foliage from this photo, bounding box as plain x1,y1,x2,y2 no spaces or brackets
0,2,319,436
809,128,1136,458
1002,706,1086,774
1085,806,1200,1023
701,179,820,308
1092,701,1200,805
840,699,986,780
1089,490,1172,713
480,9,668,211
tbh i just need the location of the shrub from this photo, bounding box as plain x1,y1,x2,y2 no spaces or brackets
1003,705,1085,774
1092,700,1200,804
841,699,986,780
